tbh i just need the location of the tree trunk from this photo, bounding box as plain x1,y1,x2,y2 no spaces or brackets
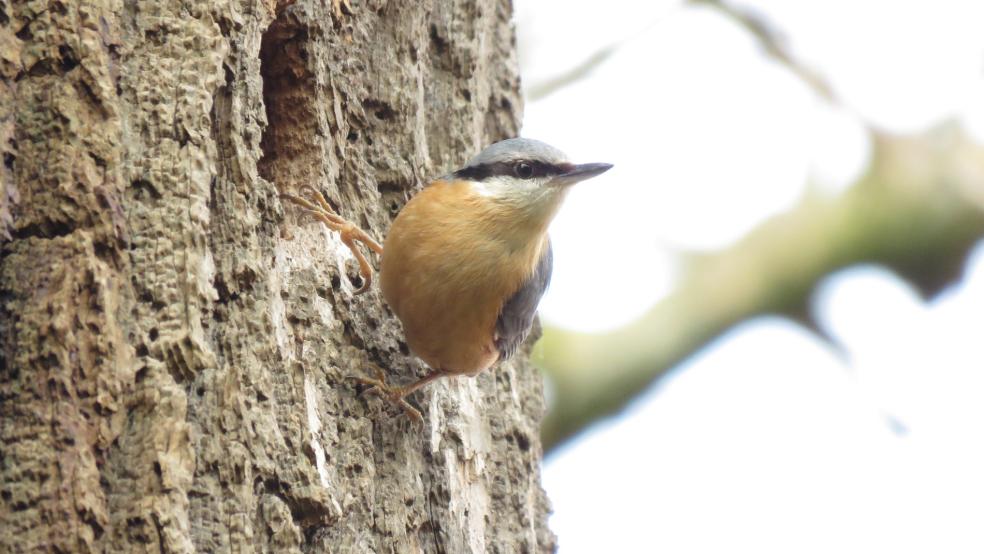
0,1,555,552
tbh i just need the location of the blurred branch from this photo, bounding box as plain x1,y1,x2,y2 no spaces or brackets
527,0,836,104
690,0,836,102
540,124,984,453
524,5,679,102
525,43,618,102
535,0,984,453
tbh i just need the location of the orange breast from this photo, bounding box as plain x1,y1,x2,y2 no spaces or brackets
380,180,547,376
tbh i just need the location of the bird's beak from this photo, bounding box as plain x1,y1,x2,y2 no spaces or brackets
549,162,613,187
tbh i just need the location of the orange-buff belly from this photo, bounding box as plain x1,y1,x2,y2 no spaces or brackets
380,179,546,376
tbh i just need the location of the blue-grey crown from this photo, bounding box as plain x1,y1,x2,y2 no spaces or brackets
464,138,569,168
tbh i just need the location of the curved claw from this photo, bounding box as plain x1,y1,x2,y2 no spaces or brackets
280,186,382,294
349,369,424,423
340,226,374,294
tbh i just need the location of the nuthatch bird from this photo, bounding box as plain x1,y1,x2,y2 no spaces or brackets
282,138,612,420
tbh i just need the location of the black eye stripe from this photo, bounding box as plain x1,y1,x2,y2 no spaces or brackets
453,160,569,181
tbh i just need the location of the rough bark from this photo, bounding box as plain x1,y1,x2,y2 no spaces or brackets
1,1,555,552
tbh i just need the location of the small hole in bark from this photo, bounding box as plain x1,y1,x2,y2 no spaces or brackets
347,326,365,350
349,272,364,291
58,45,79,72
148,328,159,341
429,24,448,54
15,24,32,41
514,432,530,452
363,99,396,122
131,179,161,199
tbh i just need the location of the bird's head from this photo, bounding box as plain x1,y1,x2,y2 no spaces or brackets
450,138,612,234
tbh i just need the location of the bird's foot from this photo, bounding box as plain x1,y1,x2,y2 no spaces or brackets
280,185,383,295
350,366,424,423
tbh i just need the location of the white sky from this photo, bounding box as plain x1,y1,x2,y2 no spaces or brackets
514,0,984,551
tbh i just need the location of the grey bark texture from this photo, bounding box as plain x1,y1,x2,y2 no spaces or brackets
0,0,556,552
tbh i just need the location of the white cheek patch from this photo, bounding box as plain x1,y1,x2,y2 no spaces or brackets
470,181,499,198
477,176,543,203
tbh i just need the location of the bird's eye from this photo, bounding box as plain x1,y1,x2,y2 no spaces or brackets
514,162,534,179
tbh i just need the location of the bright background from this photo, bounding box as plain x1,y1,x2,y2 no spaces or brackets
513,1,984,552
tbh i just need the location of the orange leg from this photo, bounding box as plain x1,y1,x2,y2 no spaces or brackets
280,185,383,294
351,366,446,422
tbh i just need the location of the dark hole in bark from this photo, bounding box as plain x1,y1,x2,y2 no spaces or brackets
15,23,32,41
258,13,315,192
58,45,79,72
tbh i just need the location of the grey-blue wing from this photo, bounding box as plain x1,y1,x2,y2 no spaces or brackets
494,241,553,361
